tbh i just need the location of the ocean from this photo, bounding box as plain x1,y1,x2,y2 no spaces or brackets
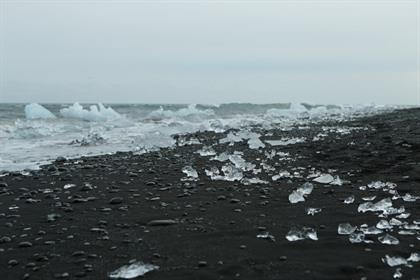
0,102,400,172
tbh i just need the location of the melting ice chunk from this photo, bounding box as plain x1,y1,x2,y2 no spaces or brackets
286,227,318,241
357,198,393,214
344,195,355,204
306,208,322,216
257,232,276,242
376,220,393,230
63,184,76,190
196,146,216,156
383,255,408,267
349,232,366,243
182,166,198,180
109,261,159,279
221,164,243,181
313,174,334,184
378,234,399,245
288,183,313,204
25,103,56,119
338,223,357,235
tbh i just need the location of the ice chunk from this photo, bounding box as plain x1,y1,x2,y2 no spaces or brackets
306,208,322,216
229,154,256,171
109,261,159,279
344,195,355,204
241,178,268,185
248,136,265,149
205,167,222,180
288,183,313,204
407,253,420,262
383,255,408,267
221,164,243,181
265,137,305,146
378,234,399,245
211,152,229,162
357,198,393,213
257,232,275,242
393,268,402,279
313,174,334,184
25,103,56,119
182,166,198,179
367,181,396,190
60,103,121,122
338,223,357,235
401,193,419,202
196,146,216,156
286,227,318,241
376,220,393,230
63,184,76,190
349,232,365,243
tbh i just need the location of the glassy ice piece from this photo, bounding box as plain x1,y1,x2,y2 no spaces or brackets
257,232,276,242
407,253,420,262
344,195,355,204
196,146,216,156
398,230,416,235
211,152,229,162
109,261,159,279
330,176,343,186
389,218,403,226
289,191,305,203
288,183,313,204
349,232,365,243
378,234,399,245
383,255,407,267
63,184,76,189
286,227,318,241
402,193,419,202
182,166,198,179
221,164,243,181
313,174,334,184
338,223,357,235
362,196,376,201
396,213,410,219
361,226,382,235
286,227,304,241
229,154,256,171
393,268,402,279
306,208,322,216
358,198,392,213
376,220,393,230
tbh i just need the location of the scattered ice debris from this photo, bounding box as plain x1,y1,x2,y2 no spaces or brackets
288,183,314,204
63,184,76,189
177,136,201,146
344,195,355,204
220,131,264,149
265,137,305,146
306,208,322,216
378,234,399,245
109,261,159,279
286,227,318,241
25,103,56,119
196,146,216,156
257,232,276,242
338,223,357,235
182,166,198,180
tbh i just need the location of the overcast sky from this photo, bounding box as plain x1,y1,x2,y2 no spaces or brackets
0,0,418,104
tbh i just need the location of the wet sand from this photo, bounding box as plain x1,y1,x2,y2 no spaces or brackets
0,108,419,280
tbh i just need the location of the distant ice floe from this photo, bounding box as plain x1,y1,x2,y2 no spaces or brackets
60,102,122,121
147,104,215,122
108,261,159,279
25,103,56,119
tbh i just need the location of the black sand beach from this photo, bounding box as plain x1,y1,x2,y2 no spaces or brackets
1,108,419,280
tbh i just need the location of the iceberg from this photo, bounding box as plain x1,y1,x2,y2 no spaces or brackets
25,103,56,119
60,102,121,121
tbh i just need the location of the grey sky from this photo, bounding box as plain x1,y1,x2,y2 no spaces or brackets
0,1,418,104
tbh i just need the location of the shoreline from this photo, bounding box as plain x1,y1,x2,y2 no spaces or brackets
0,108,419,279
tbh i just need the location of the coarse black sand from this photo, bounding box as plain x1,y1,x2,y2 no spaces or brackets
1,108,419,280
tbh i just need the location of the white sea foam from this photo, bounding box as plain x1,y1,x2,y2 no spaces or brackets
60,103,122,121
